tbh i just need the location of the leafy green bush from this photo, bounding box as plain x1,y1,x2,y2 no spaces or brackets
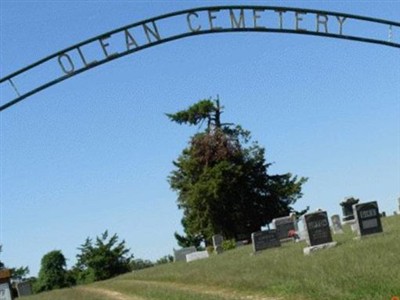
222,239,236,251
74,231,133,283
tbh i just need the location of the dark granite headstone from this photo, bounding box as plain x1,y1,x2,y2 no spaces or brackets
272,216,296,240
236,232,251,242
304,211,333,246
340,197,359,222
251,230,281,253
353,201,383,236
16,281,33,297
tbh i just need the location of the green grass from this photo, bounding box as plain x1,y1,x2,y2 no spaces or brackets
26,215,400,300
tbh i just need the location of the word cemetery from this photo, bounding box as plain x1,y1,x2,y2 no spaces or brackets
56,8,351,76
1,5,399,111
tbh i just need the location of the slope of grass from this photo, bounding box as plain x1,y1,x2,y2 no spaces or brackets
26,215,400,300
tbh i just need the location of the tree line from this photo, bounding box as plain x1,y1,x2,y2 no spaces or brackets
0,231,172,294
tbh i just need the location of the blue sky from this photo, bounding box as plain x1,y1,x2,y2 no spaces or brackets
1,1,399,276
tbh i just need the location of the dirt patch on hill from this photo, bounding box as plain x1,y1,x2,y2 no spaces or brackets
118,279,282,300
79,286,145,300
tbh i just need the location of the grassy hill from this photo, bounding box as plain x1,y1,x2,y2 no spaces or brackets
26,215,400,300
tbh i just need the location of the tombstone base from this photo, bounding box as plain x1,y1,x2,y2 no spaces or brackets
342,219,355,225
280,237,294,243
353,232,384,240
214,246,223,255
186,251,209,262
303,242,337,255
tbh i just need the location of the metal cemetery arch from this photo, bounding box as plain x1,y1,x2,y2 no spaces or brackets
1,5,399,111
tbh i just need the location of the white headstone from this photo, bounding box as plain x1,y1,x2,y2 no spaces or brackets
186,251,209,262
0,282,12,300
331,214,344,234
173,246,196,262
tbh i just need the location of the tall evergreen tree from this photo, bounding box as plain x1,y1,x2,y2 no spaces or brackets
167,98,307,244
35,250,69,293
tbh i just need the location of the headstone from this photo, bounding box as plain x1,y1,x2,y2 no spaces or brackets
380,211,386,218
289,212,299,231
353,201,383,237
186,251,209,262
0,269,13,300
398,197,400,214
235,240,248,247
251,230,281,253
350,221,358,232
303,211,337,255
173,246,196,262
296,216,307,242
331,214,344,234
340,197,360,222
212,234,224,254
0,283,13,300
16,281,33,297
272,216,296,241
236,232,251,242
394,211,398,216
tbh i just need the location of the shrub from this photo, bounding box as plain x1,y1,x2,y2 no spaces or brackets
222,239,236,251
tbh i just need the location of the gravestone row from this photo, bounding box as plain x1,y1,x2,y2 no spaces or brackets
172,199,387,260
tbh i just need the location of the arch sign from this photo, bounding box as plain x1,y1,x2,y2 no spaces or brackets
1,5,399,111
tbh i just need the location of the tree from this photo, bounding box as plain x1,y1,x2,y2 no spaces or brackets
11,266,30,281
35,250,69,293
174,219,203,249
130,259,154,271
75,231,133,283
155,255,173,265
167,98,307,244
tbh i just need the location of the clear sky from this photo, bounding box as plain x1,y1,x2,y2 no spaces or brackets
1,0,399,276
